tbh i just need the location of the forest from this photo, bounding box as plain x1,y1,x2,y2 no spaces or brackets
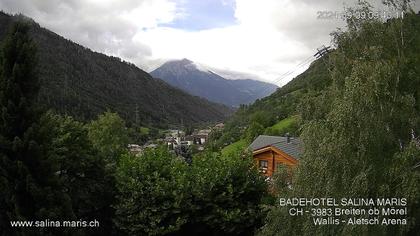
0,11,232,129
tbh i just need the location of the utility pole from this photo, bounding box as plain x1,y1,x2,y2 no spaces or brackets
314,45,331,59
315,45,333,74
135,103,139,125
181,118,184,130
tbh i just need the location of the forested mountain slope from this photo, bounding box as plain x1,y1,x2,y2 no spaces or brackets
0,12,232,127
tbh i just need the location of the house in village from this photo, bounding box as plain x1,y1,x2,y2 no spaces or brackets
249,135,302,177
195,129,211,144
184,135,195,146
214,123,225,130
166,129,208,150
193,134,207,145
128,144,143,155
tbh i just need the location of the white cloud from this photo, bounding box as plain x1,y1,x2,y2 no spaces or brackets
0,0,180,70
1,0,417,85
136,0,338,85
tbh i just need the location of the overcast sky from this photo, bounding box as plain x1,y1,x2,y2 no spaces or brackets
0,0,418,85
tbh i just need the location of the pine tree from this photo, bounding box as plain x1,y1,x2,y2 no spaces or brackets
44,113,118,235
0,22,73,235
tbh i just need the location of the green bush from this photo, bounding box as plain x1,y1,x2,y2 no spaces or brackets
114,149,269,236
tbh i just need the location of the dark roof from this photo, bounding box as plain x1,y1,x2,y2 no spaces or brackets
248,135,302,159
184,135,195,141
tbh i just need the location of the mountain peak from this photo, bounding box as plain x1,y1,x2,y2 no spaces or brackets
167,58,193,66
163,58,212,74
180,58,192,64
151,59,278,107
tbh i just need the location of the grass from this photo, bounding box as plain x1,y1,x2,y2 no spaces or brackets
220,116,299,157
265,115,299,135
221,139,248,156
139,127,150,135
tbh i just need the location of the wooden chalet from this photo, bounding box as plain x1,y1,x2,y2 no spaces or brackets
249,135,302,177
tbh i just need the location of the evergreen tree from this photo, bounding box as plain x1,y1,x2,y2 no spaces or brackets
44,113,117,235
0,22,73,235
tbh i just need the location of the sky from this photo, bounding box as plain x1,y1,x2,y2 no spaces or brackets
0,0,418,86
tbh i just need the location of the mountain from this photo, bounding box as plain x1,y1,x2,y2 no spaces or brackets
0,12,232,127
150,59,278,107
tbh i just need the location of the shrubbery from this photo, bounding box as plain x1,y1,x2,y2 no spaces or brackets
114,148,269,236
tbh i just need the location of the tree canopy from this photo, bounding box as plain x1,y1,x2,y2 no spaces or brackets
260,2,420,236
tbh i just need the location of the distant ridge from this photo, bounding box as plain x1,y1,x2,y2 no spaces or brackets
151,59,278,107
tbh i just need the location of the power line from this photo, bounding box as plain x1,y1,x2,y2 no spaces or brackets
258,45,331,97
273,56,315,83
257,55,316,96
